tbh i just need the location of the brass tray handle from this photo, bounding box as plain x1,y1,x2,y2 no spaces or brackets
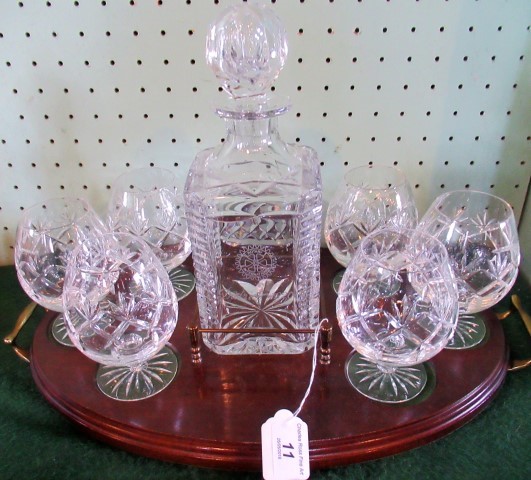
507,294,531,372
508,358,531,372
4,301,37,364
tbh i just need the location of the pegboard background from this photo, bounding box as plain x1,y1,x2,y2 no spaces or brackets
1,0,530,267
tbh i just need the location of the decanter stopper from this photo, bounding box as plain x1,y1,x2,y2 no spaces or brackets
206,2,288,99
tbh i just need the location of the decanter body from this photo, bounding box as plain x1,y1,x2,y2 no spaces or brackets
185,3,322,354
185,112,322,354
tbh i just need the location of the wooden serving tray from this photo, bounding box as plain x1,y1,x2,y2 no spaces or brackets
30,251,509,471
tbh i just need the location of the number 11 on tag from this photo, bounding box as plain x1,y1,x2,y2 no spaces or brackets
262,409,310,480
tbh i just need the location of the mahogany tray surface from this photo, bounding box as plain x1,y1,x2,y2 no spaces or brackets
30,251,509,471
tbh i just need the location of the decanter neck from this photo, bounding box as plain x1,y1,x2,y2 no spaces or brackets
225,117,281,149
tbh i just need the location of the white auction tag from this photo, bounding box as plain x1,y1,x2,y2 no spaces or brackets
261,409,310,480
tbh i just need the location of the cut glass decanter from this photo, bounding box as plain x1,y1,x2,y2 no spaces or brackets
184,3,322,354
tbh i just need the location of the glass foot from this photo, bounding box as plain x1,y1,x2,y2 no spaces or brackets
332,269,345,294
51,314,74,347
96,346,179,401
345,352,427,403
168,267,196,300
445,314,486,350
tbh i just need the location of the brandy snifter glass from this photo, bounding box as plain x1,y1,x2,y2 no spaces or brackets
62,232,179,401
108,167,194,300
14,197,106,346
418,190,520,349
337,228,458,403
325,165,418,292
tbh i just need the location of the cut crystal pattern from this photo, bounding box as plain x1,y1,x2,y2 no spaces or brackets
235,245,278,281
223,278,294,330
168,267,196,300
346,353,427,403
97,346,178,401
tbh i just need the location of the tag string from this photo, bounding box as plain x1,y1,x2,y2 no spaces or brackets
292,318,327,419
